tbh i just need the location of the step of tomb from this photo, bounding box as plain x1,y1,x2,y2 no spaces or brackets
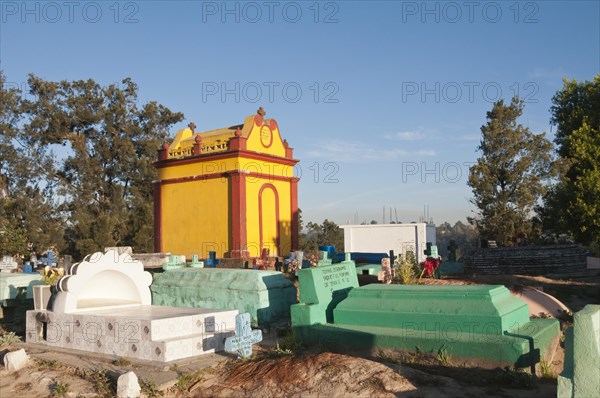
297,318,559,367
149,330,236,362
68,305,239,341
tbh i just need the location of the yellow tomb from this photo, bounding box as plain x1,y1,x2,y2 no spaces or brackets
153,109,299,259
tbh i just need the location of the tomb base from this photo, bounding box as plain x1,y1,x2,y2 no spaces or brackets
295,319,559,368
151,268,296,326
26,305,238,362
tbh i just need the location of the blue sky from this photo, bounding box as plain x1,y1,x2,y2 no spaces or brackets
1,1,598,225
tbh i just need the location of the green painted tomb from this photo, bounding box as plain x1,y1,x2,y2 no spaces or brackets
355,264,382,276
0,273,43,305
291,265,560,367
558,304,600,398
151,268,296,326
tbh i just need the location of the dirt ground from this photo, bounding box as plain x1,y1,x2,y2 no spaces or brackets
1,272,598,398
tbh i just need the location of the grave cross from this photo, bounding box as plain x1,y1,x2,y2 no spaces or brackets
40,252,58,267
163,254,185,271
190,254,204,268
224,313,262,358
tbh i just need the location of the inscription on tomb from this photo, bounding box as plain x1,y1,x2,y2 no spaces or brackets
320,265,353,289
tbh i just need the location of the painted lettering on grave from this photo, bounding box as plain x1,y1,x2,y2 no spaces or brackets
320,265,353,290
224,313,262,358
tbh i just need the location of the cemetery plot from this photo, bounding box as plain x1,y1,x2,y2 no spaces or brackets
292,260,561,367
25,249,239,362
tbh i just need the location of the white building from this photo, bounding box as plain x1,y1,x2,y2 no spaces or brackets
341,223,436,264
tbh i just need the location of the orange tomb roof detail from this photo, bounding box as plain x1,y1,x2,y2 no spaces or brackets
161,108,293,160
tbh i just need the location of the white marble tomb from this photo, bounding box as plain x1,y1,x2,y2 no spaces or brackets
26,250,238,362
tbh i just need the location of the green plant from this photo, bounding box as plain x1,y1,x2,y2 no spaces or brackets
0,331,21,346
263,343,294,358
88,369,113,398
276,331,303,354
437,346,452,366
140,378,164,398
376,349,400,364
174,372,195,391
539,360,556,379
51,381,69,397
36,358,59,369
394,251,420,284
112,357,131,367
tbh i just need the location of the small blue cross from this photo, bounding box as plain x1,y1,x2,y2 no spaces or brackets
224,313,262,358
40,252,58,267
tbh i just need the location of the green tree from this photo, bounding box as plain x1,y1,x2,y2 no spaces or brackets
23,75,184,257
0,227,28,257
1,72,184,259
436,220,478,258
541,76,600,246
299,219,344,253
468,98,554,246
0,71,64,255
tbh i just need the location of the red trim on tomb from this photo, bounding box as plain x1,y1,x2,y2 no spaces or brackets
229,132,247,150
153,181,163,252
193,135,202,155
154,149,298,169
160,172,299,186
230,172,247,258
260,125,274,148
290,179,299,251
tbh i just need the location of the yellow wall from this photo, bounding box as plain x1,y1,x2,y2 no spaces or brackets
160,178,230,259
245,178,292,257
245,119,287,157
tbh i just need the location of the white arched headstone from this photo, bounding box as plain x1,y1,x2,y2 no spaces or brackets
52,250,153,313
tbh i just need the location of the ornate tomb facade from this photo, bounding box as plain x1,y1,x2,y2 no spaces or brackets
153,108,300,259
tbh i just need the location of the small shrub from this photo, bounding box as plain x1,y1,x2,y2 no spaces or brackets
0,331,21,346
112,357,131,367
175,372,193,391
394,251,420,284
539,360,556,379
140,378,164,398
376,349,400,364
264,343,293,358
36,358,59,369
172,370,205,392
88,369,114,398
276,331,303,354
51,381,69,397
437,346,451,366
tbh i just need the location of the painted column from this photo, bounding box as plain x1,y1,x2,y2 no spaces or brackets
230,171,247,258
153,181,162,252
291,178,299,251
